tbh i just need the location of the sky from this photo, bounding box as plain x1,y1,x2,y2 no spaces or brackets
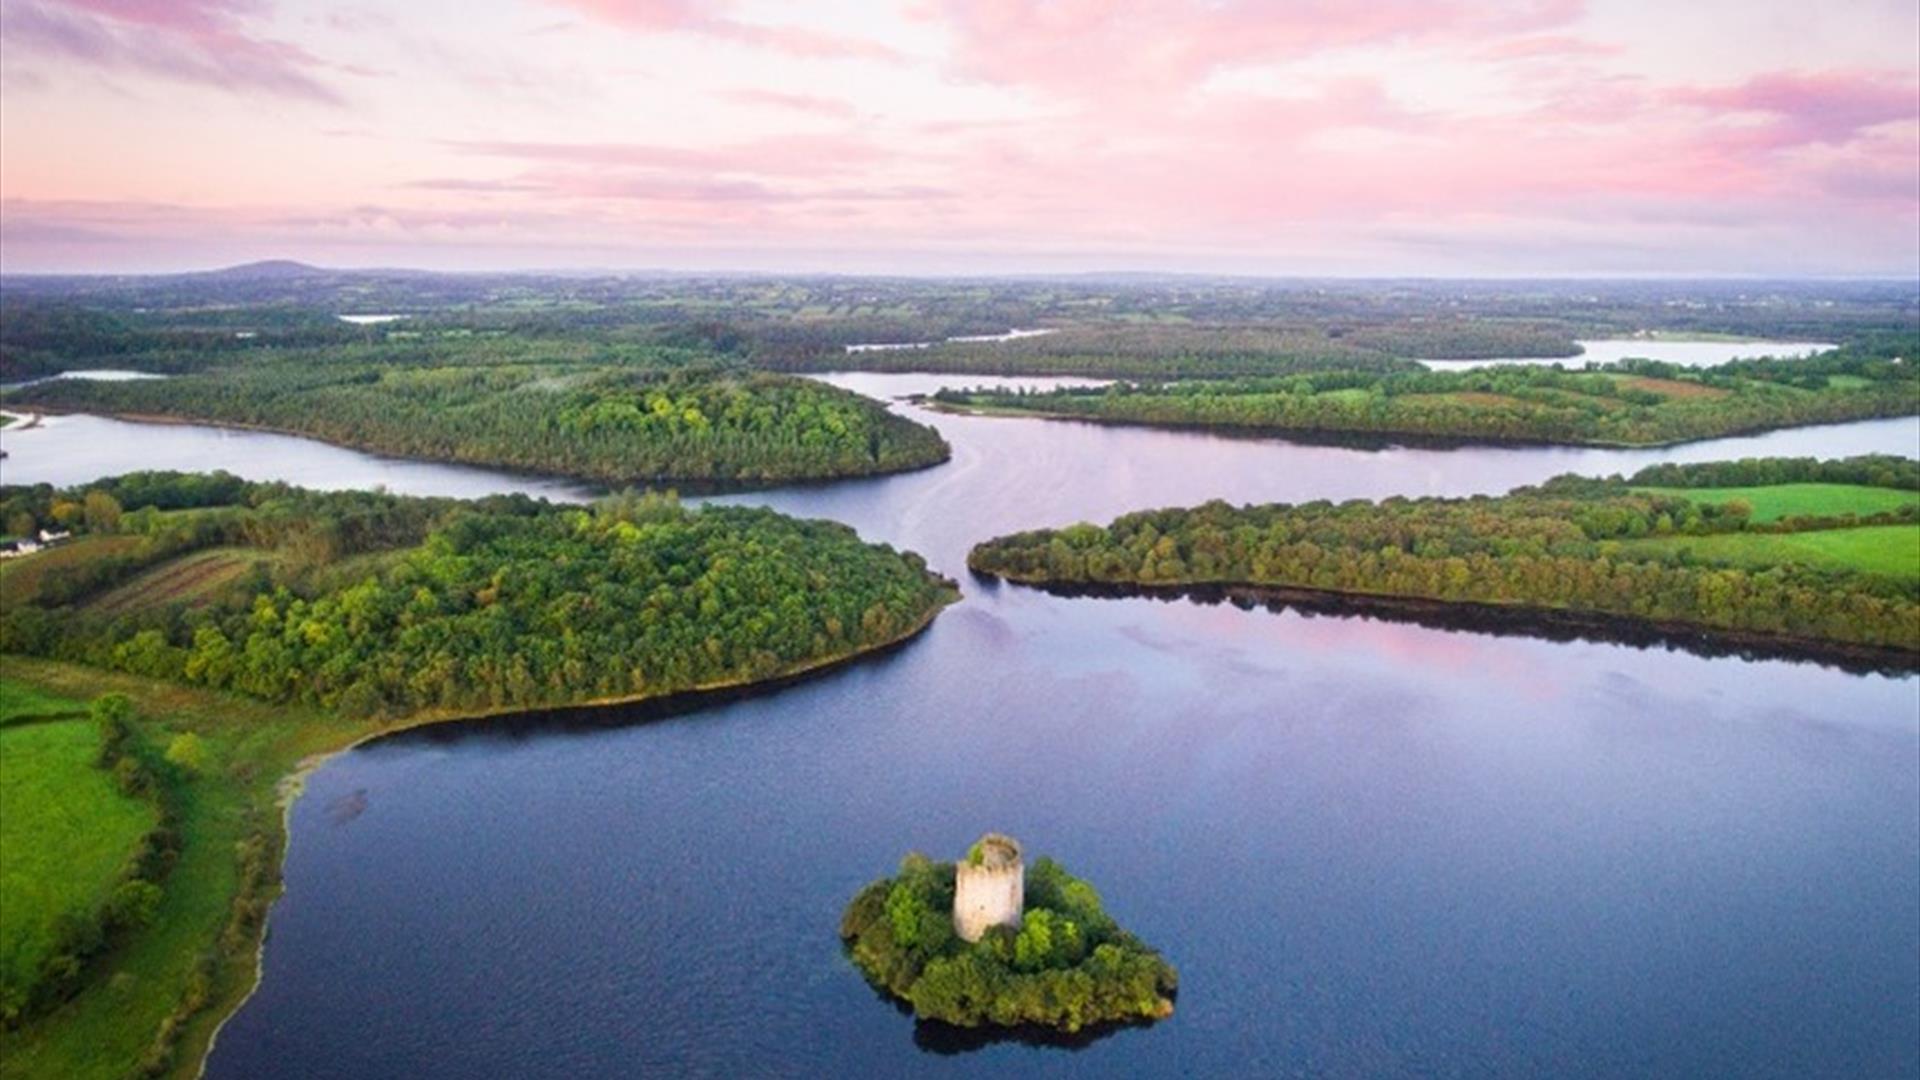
1,0,1916,276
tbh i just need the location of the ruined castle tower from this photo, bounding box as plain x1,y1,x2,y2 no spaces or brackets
953,833,1024,942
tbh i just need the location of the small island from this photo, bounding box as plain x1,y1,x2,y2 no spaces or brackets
841,834,1177,1034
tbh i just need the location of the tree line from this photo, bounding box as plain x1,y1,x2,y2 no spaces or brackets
967,456,1920,653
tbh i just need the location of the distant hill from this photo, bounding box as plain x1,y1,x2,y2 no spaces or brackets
194,259,330,281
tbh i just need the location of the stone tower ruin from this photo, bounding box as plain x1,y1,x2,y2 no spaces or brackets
953,833,1024,942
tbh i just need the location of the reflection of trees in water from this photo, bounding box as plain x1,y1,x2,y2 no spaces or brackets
1012,578,1915,678
368,622,930,752
912,1016,1143,1055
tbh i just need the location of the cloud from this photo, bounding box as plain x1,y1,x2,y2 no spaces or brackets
1,0,344,103
1,3,1914,275
921,0,1584,99
1669,70,1920,148
401,178,549,193
445,134,892,177
544,0,903,61
717,88,860,118
1480,33,1622,60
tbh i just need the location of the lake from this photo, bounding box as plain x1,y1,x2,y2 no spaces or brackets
1420,339,1833,371
846,328,1057,353
3,377,1915,1078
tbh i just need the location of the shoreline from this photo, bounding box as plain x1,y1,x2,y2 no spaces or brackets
6,406,953,496
186,586,954,1078
969,572,1918,675
920,397,1920,452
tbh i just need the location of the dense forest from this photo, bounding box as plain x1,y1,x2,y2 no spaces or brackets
934,336,1920,447
1,473,957,718
840,852,1177,1033
5,363,950,486
967,456,1920,656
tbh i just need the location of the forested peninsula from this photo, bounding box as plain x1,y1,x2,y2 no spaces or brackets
968,456,1920,662
0,472,954,1076
1,473,956,716
931,337,1919,447
4,362,949,487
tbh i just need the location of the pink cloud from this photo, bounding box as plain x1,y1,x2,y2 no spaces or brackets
546,0,903,61
402,178,549,193
519,170,953,206
881,57,1913,262
54,0,255,33
1,0,343,102
923,0,1583,98
1481,33,1622,60
445,134,894,177
718,88,860,118
1670,70,1920,148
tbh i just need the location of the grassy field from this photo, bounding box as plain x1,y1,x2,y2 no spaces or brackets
1633,483,1920,523
84,549,269,618
0,659,377,1080
1615,375,1728,400
0,683,88,726
0,702,158,1009
1623,524,1920,580
0,537,145,607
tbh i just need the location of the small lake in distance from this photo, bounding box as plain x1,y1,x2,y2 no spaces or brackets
1420,338,1833,371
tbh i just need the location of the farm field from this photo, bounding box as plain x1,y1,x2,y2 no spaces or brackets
1631,483,1920,523
0,537,145,607
1621,524,1920,581
84,548,272,618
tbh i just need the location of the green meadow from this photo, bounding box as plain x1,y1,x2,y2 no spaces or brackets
0,683,87,726
0,697,158,1020
1622,524,1920,581
1631,482,1920,523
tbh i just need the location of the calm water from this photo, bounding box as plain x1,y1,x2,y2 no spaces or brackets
1421,339,1833,371
0,412,595,501
845,328,1057,353
4,380,1917,1078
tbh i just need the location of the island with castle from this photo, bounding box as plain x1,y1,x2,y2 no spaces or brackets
839,833,1178,1034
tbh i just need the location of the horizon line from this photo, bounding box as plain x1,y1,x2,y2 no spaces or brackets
3,258,1918,285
